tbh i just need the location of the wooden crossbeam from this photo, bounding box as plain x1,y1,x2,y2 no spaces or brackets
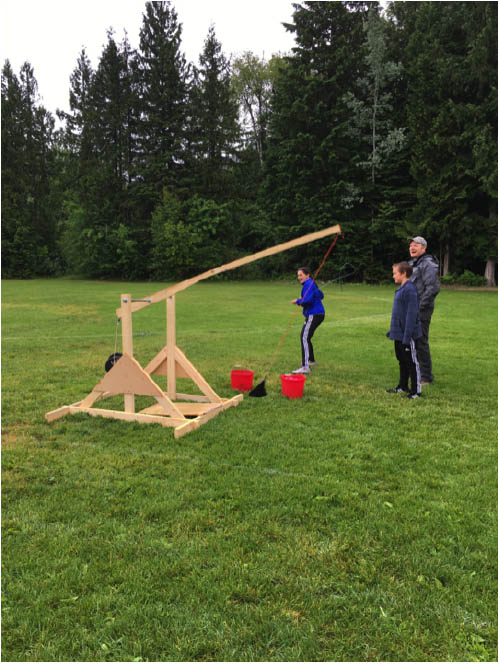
116,224,341,317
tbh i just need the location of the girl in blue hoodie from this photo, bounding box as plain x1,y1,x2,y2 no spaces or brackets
291,267,325,374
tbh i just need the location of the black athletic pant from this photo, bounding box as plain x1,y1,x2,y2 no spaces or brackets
415,316,433,383
300,314,325,366
394,339,421,395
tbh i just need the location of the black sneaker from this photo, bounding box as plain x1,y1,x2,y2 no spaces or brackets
386,387,408,394
406,393,421,399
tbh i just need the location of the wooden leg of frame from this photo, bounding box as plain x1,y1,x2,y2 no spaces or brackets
45,406,71,423
174,394,243,439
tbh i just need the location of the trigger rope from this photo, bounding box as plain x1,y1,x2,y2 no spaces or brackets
114,316,120,357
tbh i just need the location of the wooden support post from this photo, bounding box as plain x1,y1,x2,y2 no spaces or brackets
121,293,135,413
166,295,176,400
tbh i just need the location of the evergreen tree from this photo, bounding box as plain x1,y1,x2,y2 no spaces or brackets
465,1,497,284
60,32,146,278
344,8,405,186
343,7,409,279
88,31,135,276
405,1,497,276
1,60,57,277
2,60,25,275
61,48,95,158
263,1,377,276
57,49,96,275
136,0,190,206
189,25,240,201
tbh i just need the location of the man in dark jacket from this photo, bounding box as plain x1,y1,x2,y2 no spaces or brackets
386,261,422,399
408,236,440,385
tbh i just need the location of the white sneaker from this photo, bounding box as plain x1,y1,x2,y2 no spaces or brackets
309,361,318,366
292,366,311,374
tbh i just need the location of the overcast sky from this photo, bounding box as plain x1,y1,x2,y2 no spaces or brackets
1,1,296,116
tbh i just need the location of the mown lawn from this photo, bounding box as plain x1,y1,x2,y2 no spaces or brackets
2,278,497,662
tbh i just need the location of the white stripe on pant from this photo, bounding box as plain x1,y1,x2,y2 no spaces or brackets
410,338,421,394
302,316,313,366
300,314,324,367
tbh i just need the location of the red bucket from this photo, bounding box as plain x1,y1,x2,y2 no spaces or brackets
231,369,254,391
280,374,306,399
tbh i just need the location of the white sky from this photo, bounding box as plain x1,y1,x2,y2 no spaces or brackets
1,0,296,116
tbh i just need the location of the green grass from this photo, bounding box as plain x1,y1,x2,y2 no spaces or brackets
2,278,497,662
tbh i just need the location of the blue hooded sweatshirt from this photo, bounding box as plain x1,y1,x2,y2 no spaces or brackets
296,278,325,317
387,279,422,345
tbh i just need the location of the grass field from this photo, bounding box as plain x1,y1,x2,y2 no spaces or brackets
2,278,497,662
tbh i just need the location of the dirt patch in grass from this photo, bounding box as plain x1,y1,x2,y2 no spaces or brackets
1,422,32,447
2,432,18,447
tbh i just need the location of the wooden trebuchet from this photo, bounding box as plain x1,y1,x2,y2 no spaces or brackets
46,223,341,438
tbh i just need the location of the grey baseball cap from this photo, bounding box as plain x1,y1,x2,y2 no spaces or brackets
408,236,427,247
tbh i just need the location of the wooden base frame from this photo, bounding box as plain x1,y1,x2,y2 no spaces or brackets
45,348,243,439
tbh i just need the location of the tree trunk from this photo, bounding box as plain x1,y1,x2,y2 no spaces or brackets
484,259,496,287
442,244,450,276
484,201,497,286
371,82,378,185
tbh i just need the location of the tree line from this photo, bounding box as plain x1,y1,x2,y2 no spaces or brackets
2,1,497,284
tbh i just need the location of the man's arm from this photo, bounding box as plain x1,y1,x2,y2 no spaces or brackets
419,259,440,309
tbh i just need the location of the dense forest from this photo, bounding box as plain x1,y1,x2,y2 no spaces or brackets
2,1,497,284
